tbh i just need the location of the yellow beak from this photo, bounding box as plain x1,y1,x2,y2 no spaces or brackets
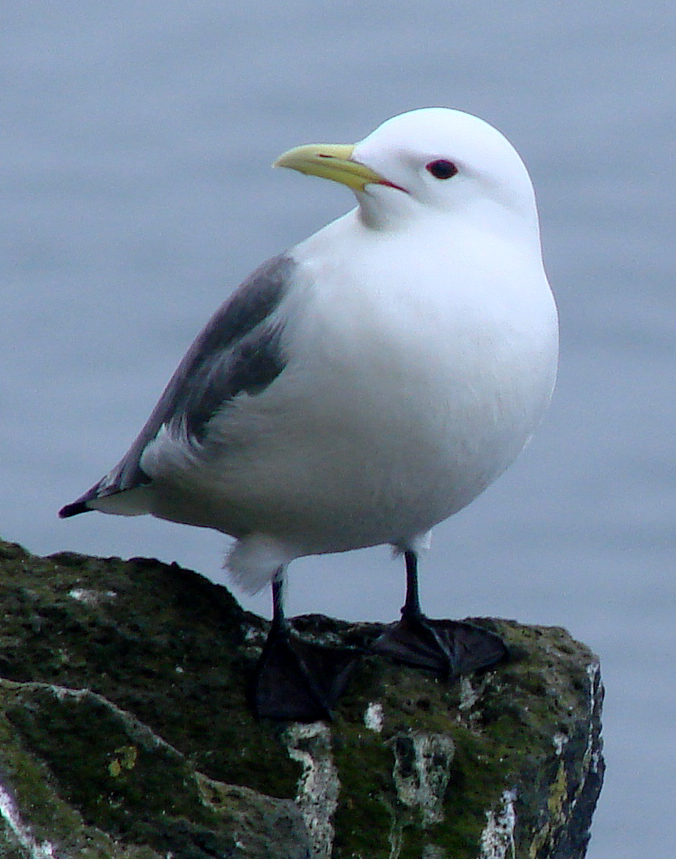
273,143,392,192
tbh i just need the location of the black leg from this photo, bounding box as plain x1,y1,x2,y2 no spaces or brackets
371,551,507,680
253,568,359,721
270,569,290,634
402,550,423,618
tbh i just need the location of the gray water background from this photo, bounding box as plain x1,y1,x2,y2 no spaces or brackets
3,2,675,856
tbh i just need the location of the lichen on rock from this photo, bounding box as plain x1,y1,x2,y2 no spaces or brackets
0,539,603,858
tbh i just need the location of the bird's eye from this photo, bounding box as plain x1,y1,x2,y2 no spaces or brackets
426,159,458,179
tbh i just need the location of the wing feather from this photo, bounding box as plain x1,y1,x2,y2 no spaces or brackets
59,254,294,517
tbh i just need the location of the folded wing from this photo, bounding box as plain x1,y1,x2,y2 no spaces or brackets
59,254,294,518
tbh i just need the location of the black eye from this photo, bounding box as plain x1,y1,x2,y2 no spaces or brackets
426,159,458,179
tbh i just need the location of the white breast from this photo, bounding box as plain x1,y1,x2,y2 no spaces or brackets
144,209,557,564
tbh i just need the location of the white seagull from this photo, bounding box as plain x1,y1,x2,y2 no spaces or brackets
61,108,558,720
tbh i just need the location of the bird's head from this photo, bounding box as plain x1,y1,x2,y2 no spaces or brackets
274,107,540,240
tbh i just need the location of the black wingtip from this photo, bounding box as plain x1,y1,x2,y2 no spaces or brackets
59,501,91,519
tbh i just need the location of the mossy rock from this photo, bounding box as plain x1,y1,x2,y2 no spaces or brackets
0,539,603,858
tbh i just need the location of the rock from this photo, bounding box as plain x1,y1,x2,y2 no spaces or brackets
0,539,604,858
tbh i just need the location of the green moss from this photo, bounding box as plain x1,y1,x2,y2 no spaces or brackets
331,725,398,858
0,539,604,859
5,687,208,835
0,702,83,847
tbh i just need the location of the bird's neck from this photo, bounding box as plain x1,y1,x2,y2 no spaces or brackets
354,190,542,254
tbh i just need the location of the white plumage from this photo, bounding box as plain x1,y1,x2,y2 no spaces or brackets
62,107,558,599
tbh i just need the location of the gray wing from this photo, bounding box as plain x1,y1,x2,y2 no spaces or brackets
60,254,295,517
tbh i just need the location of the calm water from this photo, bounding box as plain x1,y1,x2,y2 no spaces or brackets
3,3,675,856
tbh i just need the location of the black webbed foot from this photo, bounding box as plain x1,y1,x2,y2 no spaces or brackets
370,549,507,680
253,626,359,721
252,572,359,721
370,614,507,680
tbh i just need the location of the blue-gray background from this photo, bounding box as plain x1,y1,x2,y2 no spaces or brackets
3,2,674,856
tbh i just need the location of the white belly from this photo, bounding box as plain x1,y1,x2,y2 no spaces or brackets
142,222,558,562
